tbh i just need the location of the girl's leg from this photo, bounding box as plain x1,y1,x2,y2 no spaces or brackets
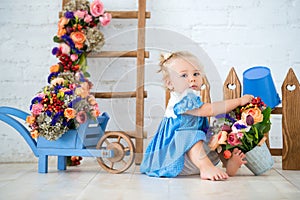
187,141,229,181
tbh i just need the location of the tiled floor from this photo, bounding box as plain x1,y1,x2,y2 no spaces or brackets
1,157,300,200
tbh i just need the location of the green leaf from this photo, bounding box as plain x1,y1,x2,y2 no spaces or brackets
78,53,87,67
83,72,90,78
53,36,62,43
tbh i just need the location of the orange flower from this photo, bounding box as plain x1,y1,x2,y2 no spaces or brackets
50,64,60,73
58,16,69,28
223,150,232,159
64,108,76,119
209,131,228,151
30,130,39,139
91,109,100,118
241,107,263,125
26,115,35,124
70,31,86,49
57,27,66,37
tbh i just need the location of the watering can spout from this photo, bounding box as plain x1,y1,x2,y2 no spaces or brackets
0,107,38,157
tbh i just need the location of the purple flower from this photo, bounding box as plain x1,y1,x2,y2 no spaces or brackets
64,90,73,95
54,85,63,93
31,96,43,104
45,110,52,117
48,72,59,84
234,123,248,130
64,11,74,19
246,115,254,126
52,47,59,55
51,112,63,126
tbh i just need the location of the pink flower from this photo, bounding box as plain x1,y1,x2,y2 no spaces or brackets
74,10,87,19
36,93,45,98
84,15,93,23
32,104,43,115
100,12,112,26
227,132,241,146
236,132,244,139
70,54,78,61
92,104,101,117
90,0,105,17
59,43,71,55
76,111,87,124
69,83,76,90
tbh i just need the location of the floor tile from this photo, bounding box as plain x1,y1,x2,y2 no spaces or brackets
1,158,300,200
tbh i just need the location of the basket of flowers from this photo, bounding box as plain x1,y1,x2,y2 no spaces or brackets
208,97,274,175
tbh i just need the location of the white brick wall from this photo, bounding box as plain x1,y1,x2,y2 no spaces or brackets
0,0,299,162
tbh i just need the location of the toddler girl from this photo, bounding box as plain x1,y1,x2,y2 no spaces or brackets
140,51,253,181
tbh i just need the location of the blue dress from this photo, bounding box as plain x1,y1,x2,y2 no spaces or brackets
140,89,210,177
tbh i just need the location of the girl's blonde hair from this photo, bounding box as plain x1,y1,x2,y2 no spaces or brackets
158,51,205,81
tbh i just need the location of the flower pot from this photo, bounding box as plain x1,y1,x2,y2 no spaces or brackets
245,142,274,175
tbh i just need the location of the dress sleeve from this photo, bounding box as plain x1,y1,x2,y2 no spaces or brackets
173,92,204,116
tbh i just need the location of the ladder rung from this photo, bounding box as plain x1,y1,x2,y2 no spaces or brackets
87,51,149,58
107,11,151,19
59,11,151,19
93,91,147,98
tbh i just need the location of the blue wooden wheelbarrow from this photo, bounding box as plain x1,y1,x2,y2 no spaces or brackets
0,106,135,174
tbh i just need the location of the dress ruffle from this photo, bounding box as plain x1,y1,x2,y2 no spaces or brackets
174,92,203,116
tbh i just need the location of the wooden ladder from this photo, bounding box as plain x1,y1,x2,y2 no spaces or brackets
61,0,150,164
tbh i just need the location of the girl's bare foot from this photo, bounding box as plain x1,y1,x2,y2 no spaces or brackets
199,157,229,181
226,148,247,176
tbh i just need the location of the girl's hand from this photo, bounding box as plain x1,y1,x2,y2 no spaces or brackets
240,94,254,106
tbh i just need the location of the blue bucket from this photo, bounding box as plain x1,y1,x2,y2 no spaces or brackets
243,66,281,108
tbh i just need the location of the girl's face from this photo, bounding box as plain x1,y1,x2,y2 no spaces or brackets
166,57,203,93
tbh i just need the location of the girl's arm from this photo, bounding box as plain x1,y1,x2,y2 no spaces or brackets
185,95,253,117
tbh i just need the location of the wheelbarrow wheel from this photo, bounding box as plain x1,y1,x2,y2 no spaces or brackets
96,131,135,174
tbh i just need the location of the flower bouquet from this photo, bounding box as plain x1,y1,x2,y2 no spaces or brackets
26,0,111,141
208,97,274,175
